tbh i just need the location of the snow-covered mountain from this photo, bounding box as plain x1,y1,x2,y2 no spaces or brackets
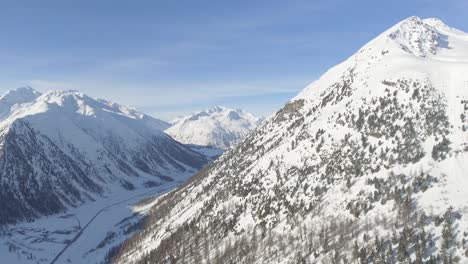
111,17,468,264
0,86,42,119
165,106,260,149
0,87,207,225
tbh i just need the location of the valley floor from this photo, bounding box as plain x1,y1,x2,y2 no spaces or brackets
0,182,180,264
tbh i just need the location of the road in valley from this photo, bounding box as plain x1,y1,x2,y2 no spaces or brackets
49,184,178,264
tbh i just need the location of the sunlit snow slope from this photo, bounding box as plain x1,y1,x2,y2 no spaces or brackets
112,17,468,264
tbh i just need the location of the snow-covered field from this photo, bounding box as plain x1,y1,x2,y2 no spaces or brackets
0,182,179,264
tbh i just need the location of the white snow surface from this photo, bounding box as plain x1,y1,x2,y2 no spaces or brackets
0,182,180,264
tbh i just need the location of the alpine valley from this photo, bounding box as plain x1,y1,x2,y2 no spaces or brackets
108,17,468,264
0,87,211,263
0,86,262,263
0,87,210,225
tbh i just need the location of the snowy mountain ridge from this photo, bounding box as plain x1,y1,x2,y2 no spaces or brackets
0,87,206,225
111,16,468,264
165,106,260,149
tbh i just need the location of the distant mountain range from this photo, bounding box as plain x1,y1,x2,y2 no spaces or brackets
166,106,261,150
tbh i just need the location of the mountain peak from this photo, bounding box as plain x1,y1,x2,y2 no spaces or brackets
166,106,259,149
400,15,423,24
206,105,228,113
0,86,41,104
386,16,449,57
0,87,42,119
9,86,38,93
204,106,248,117
296,16,468,100
41,89,85,100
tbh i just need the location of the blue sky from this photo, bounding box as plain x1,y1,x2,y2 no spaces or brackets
1,0,467,120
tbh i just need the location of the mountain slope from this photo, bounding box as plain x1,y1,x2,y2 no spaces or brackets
0,89,207,225
112,17,468,264
165,106,260,149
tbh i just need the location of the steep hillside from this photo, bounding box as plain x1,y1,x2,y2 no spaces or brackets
165,106,260,150
0,88,207,225
111,17,468,264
